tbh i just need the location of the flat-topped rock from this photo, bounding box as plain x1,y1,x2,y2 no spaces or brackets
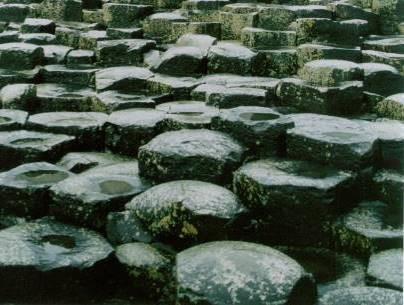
138,129,245,183
156,100,219,130
95,66,153,92
106,210,153,245
318,287,402,305
298,59,363,86
50,161,151,229
0,130,75,170
58,152,131,173
176,241,316,305
332,201,403,256
21,18,56,34
367,248,403,290
211,106,294,156
364,37,404,54
276,78,364,115
105,108,165,156
207,42,259,75
152,46,205,76
0,162,73,217
373,169,403,208
0,109,28,131
27,112,107,150
0,83,37,111
96,39,156,66
115,242,173,299
93,90,156,113
233,157,354,244
126,180,246,241
0,218,113,302
376,93,404,120
0,43,44,70
286,113,378,170
275,246,366,296
36,83,96,112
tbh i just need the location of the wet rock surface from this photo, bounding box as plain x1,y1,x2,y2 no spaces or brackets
0,0,402,304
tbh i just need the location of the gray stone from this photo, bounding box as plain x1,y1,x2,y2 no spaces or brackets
0,130,75,170
40,64,98,87
373,169,403,208
156,100,219,130
0,162,73,217
92,91,156,113
67,49,95,67
318,287,402,305
176,241,316,305
375,93,404,120
0,218,113,302
115,242,173,298
103,3,153,28
360,63,404,96
207,42,259,75
332,201,403,256
211,106,294,156
298,59,363,86
362,50,404,74
50,161,151,229
95,66,153,92
233,158,354,244
286,113,378,169
0,109,28,131
152,46,205,76
96,39,156,66
106,211,153,245
138,129,245,183
0,83,37,111
27,112,107,150
58,151,131,173
42,45,73,65
367,249,403,290
21,18,55,34
0,43,44,70
206,86,268,108
241,27,297,49
0,3,29,23
40,0,82,22
126,180,246,240
105,108,165,156
36,83,96,112
276,78,364,115
176,33,217,55
275,246,366,297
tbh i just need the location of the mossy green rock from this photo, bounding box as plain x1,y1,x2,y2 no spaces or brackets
126,180,246,241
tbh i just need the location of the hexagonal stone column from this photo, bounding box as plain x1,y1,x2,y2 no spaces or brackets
211,106,294,156
0,130,75,170
207,42,260,75
126,180,246,242
0,109,28,131
366,248,403,291
0,43,43,70
0,162,73,218
115,243,174,299
298,59,363,87
318,287,402,305
176,241,316,305
156,100,219,131
286,114,378,170
105,108,165,156
138,129,245,183
50,161,151,230
233,158,354,245
332,201,403,256
0,219,113,302
27,112,107,150
375,93,404,120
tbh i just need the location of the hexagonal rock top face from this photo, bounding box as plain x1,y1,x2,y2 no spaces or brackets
286,113,378,170
0,218,113,300
50,161,151,229
0,162,74,217
176,241,316,305
0,130,76,170
367,248,403,291
138,129,245,183
298,59,363,87
318,287,403,305
126,180,246,240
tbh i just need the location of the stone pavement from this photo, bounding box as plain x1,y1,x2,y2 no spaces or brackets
0,0,402,304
